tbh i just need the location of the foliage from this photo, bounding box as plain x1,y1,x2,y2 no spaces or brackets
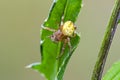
28,0,82,80
27,0,120,80
102,61,120,80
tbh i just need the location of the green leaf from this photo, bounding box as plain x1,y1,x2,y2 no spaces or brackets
118,12,120,23
28,0,82,80
118,11,120,23
118,19,120,24
64,0,82,22
102,61,120,80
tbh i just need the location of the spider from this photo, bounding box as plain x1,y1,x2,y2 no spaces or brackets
41,21,76,58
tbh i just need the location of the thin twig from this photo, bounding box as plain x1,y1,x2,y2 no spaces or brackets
91,0,120,80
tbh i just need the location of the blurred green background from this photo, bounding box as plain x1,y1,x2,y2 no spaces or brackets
0,0,120,80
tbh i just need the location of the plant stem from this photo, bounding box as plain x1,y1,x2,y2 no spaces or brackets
91,0,120,80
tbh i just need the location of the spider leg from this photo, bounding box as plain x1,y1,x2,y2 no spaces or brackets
56,37,72,59
61,17,64,25
71,26,77,37
67,37,72,55
41,26,55,41
71,32,77,37
41,26,56,32
56,39,67,59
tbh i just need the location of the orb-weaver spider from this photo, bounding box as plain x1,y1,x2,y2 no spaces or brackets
41,21,76,58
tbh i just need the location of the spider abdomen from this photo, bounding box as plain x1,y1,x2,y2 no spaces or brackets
62,21,75,37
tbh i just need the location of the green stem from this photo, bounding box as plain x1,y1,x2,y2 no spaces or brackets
91,0,120,80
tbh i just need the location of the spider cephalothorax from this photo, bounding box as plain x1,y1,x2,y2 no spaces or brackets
42,21,76,58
